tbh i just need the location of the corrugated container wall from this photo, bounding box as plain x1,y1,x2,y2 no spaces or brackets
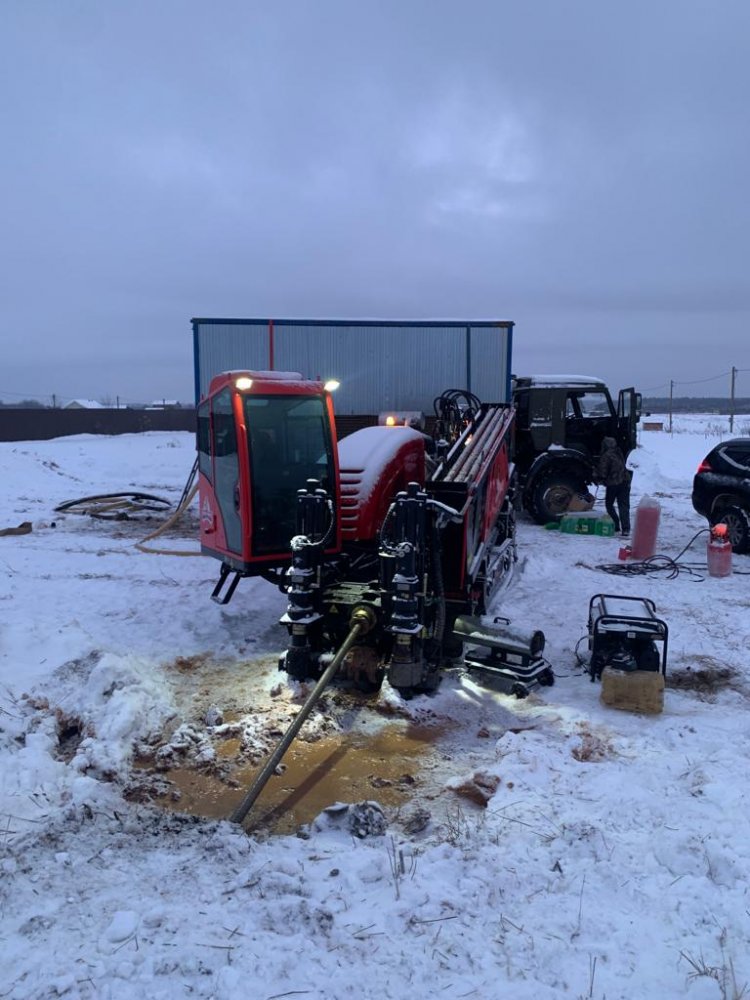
193,319,513,414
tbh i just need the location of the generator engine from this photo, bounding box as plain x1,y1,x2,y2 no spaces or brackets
587,594,668,682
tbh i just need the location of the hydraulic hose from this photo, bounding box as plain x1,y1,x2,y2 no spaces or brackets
430,515,446,647
55,459,202,557
54,492,171,518
134,482,201,556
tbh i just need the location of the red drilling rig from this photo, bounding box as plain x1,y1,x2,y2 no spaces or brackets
197,370,551,700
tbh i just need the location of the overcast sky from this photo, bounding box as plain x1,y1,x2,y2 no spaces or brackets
2,1,749,405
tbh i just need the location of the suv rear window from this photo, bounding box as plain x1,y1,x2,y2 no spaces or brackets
720,445,750,472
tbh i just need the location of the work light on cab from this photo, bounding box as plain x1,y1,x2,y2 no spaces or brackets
324,379,340,393
235,376,253,390
378,411,424,429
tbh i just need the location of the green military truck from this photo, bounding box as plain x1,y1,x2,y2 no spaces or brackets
512,376,641,524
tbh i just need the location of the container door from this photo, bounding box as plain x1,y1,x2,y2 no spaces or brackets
211,388,243,554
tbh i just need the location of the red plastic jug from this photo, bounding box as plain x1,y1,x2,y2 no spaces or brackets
630,495,661,560
707,524,732,577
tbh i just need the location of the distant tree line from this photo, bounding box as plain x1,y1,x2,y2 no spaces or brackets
643,397,750,414
2,395,747,414
0,399,186,409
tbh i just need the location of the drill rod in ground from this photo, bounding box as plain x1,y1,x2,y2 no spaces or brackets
229,617,368,826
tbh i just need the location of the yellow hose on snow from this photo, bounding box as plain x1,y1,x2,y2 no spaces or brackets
134,483,204,557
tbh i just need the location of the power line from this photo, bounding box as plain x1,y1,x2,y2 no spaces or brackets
0,388,52,398
672,371,731,386
0,389,170,405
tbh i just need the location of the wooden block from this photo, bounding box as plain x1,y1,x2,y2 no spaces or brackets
566,494,595,512
600,667,665,715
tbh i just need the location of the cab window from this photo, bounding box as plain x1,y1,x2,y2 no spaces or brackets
569,392,612,418
244,394,335,555
197,400,212,482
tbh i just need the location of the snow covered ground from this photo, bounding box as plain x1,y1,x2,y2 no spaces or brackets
1,416,749,999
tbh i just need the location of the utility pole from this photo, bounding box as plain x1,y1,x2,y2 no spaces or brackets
116,395,120,410
669,380,674,434
52,393,56,409
729,366,737,434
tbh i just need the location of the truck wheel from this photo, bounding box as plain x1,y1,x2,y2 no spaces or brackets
531,469,584,524
719,505,750,554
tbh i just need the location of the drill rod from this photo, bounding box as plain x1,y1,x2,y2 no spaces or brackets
229,619,366,827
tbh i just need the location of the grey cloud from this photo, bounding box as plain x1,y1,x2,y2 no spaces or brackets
1,1,749,403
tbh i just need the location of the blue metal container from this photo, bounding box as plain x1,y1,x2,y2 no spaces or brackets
192,318,513,414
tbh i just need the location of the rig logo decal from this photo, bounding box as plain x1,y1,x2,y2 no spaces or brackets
200,496,214,528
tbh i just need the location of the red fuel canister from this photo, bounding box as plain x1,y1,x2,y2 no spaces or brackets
707,524,733,577
630,495,661,560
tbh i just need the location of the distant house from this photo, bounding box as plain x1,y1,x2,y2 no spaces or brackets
146,399,182,410
64,399,106,410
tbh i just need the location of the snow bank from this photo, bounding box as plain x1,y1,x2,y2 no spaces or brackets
1,425,749,998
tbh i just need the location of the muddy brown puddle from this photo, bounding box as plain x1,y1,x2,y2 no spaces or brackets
151,722,453,834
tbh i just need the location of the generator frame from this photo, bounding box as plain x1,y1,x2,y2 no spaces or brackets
587,594,668,682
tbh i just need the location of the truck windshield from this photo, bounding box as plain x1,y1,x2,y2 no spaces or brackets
572,392,613,418
244,394,335,556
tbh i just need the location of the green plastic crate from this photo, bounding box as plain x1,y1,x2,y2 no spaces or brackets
560,512,598,534
560,513,615,536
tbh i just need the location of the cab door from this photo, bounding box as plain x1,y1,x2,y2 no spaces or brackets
211,388,243,554
564,389,615,457
617,388,641,455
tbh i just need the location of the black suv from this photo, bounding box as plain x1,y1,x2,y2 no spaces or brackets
692,438,750,553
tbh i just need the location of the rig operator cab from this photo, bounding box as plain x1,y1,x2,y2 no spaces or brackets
197,371,341,575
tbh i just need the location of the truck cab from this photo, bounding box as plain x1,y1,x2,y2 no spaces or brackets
512,376,641,523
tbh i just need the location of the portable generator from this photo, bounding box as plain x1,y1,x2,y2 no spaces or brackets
587,594,668,682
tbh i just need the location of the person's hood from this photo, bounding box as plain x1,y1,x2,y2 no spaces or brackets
602,436,617,450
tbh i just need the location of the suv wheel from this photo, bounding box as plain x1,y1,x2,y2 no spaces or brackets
719,505,750,554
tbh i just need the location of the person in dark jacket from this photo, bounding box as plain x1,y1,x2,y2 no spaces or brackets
597,436,631,536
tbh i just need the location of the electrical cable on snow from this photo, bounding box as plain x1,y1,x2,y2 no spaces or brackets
598,553,704,581
595,527,750,580
573,635,590,669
